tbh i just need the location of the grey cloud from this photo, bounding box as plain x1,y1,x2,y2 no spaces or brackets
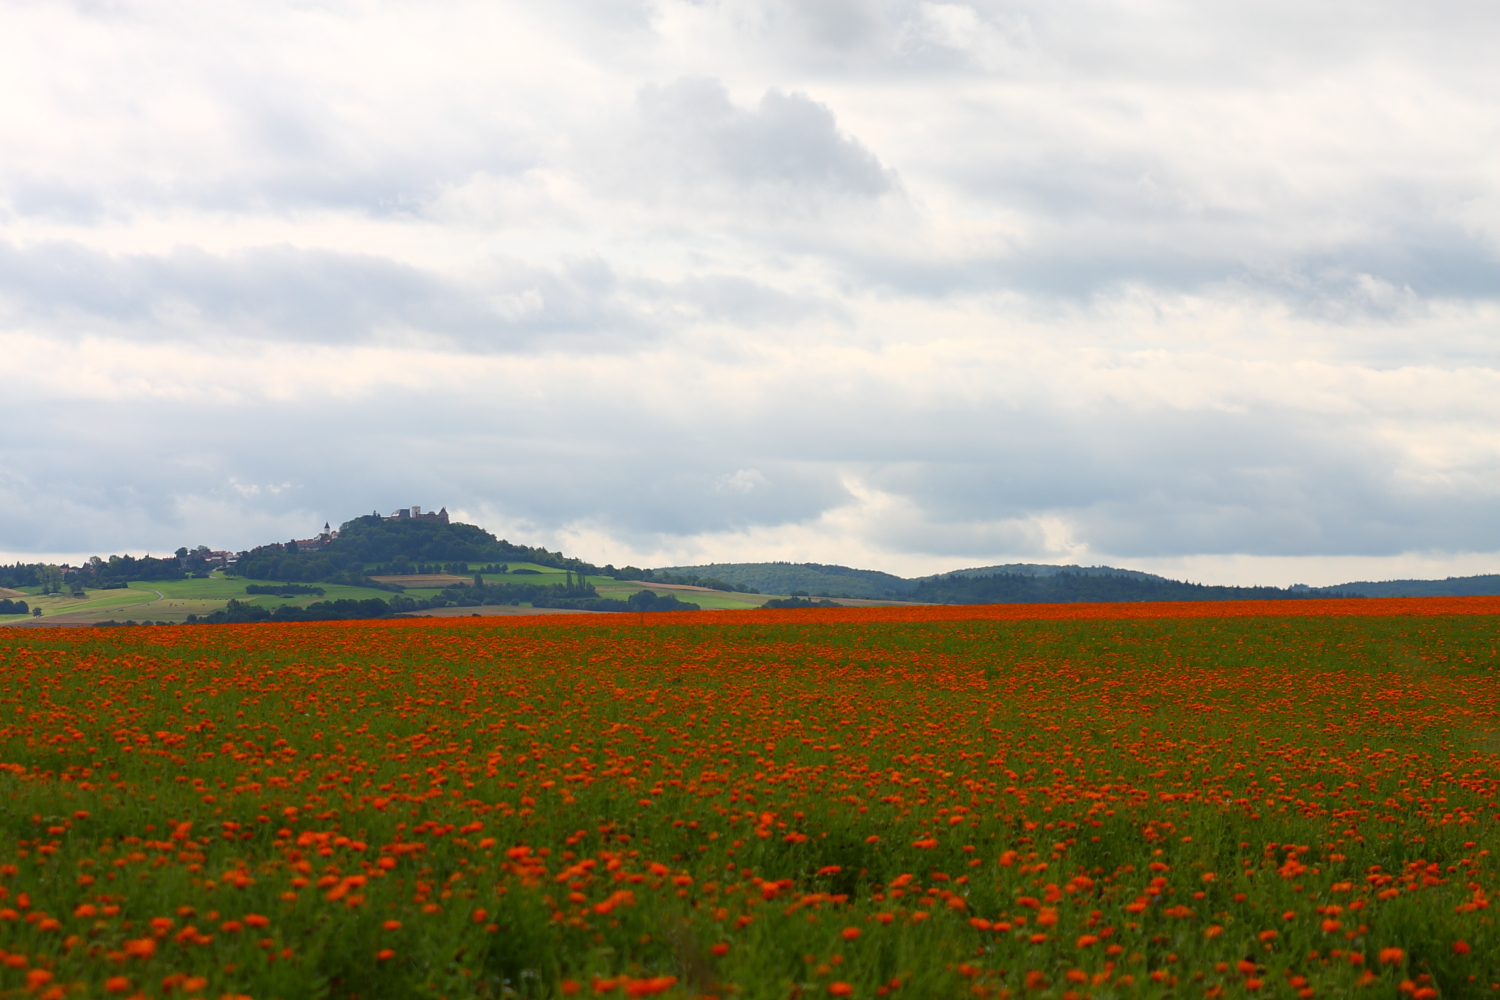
745,1,1500,86
5,367,1498,561
0,240,844,349
631,78,895,198
0,241,448,337
854,403,1500,559
0,386,853,554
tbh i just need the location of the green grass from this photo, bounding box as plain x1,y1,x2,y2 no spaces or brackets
2,574,404,625
4,565,879,626
593,582,765,610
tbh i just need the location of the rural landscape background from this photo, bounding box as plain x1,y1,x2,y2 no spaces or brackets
5,3,1500,999
6,510,1500,628
2,2,1499,586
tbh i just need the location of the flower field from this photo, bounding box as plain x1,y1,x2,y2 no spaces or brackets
2,598,1500,999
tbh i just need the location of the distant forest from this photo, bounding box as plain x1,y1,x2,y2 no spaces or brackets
660,560,1500,604
907,571,1316,605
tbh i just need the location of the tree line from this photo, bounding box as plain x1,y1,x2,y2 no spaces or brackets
0,548,218,594
177,583,698,624
905,571,1328,605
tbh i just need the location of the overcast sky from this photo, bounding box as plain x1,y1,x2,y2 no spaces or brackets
3,0,1498,586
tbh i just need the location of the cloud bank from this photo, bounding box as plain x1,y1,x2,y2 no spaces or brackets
2,0,1499,586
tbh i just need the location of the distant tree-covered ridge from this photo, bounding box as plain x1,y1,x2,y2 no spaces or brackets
906,571,1319,605
659,560,1500,604
1312,574,1500,598
653,560,1192,599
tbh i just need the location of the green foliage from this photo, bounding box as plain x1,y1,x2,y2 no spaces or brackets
644,572,752,593
187,597,395,624
333,516,578,569
623,590,701,613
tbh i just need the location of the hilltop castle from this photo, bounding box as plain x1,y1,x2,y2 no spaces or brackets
383,505,449,524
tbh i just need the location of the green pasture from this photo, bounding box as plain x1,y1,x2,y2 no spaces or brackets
593,580,766,610
2,574,403,625
0,586,159,623
2,566,803,624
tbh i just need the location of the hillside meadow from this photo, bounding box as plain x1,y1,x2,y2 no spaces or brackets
1,599,1499,999
3,565,779,627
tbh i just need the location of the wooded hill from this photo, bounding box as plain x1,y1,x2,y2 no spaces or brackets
228,515,604,584
657,560,1500,604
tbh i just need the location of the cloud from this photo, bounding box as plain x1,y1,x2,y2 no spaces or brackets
0,239,844,349
2,0,1500,587
617,77,897,210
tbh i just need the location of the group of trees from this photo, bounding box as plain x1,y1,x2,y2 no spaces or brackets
381,573,604,613
227,546,355,585
324,516,585,570
187,598,394,625
366,556,495,576
1,549,217,594
0,598,31,615
1,563,70,594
